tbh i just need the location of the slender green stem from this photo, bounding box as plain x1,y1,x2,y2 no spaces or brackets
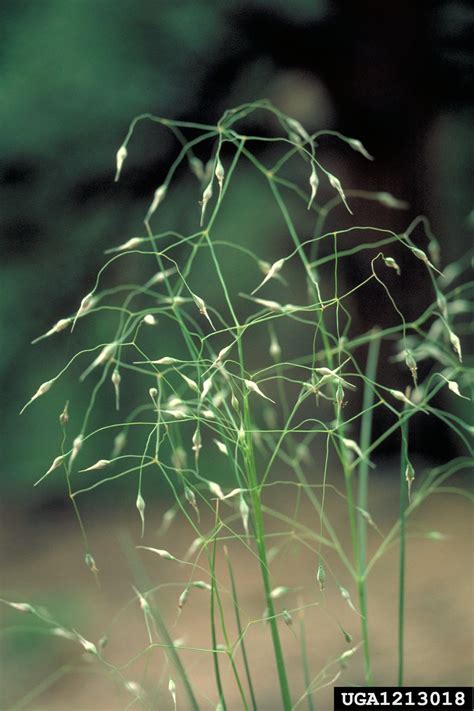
398,416,409,686
356,336,381,685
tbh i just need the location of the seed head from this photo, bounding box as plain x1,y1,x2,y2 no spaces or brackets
200,181,213,226
317,563,325,591
112,368,121,410
143,314,157,325
383,256,401,275
85,552,99,574
80,459,110,472
405,462,415,503
192,428,202,459
239,493,250,536
114,145,128,182
180,372,199,393
307,163,319,210
243,379,275,404
251,258,285,295
169,678,177,711
270,586,290,600
213,439,228,455
136,493,146,537
44,455,65,478
145,185,167,223
20,378,55,414
327,172,353,214
106,237,145,253
112,431,127,457
70,434,83,466
215,157,225,194
448,328,462,362
208,480,224,499
59,401,69,427
347,137,374,161
405,350,418,387
376,192,408,209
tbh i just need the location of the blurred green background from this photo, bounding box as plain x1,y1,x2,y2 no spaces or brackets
0,2,472,707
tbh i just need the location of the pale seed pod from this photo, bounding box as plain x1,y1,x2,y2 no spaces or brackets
158,508,177,535
125,681,144,697
20,378,55,414
149,387,158,402
112,368,121,410
71,291,95,331
287,117,311,144
147,356,179,365
136,493,146,536
70,434,83,466
282,608,293,626
327,172,353,214
307,163,319,210
143,314,157,325
347,137,374,161
75,632,98,655
317,563,325,591
405,350,418,387
251,296,283,312
38,317,72,341
269,334,281,360
383,256,401,275
251,258,285,295
114,145,128,182
184,487,199,518
180,372,199,393
339,585,357,613
411,246,442,274
213,439,228,455
239,493,250,537
231,391,239,412
185,536,203,560
192,580,212,590
189,156,205,182
80,459,110,472
200,181,213,226
178,587,189,610
192,428,202,459
169,678,177,711
59,401,69,427
112,431,127,458
51,627,77,641
376,192,408,209
145,185,167,223
85,552,99,574
448,327,462,362
192,292,215,330
201,376,213,399
405,462,415,503
208,480,224,499
215,157,225,195
44,455,65,478
132,586,151,614
389,389,413,406
270,586,290,600
171,446,187,471
137,545,176,561
2,600,34,613
150,267,176,284
342,438,364,460
106,237,145,253
443,378,469,400
244,379,275,404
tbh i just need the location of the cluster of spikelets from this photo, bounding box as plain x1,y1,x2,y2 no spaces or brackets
8,101,472,709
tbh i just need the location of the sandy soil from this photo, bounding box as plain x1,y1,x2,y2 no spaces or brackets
1,464,472,710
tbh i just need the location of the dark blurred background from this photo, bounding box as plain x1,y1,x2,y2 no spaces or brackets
1,2,473,708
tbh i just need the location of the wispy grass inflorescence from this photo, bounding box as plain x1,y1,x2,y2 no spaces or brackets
15,100,473,709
